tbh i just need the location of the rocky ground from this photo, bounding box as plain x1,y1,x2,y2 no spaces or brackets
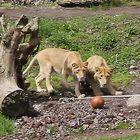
1,95,140,140
0,5,140,140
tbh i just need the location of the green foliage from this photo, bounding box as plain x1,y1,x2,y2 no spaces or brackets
47,125,57,135
0,114,16,136
110,0,123,6
83,134,140,140
116,122,129,129
120,134,140,140
112,72,133,87
52,74,61,89
96,32,117,50
125,26,138,36
0,3,13,8
136,122,140,128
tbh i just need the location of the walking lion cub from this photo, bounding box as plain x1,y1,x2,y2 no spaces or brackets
23,48,88,98
86,55,122,96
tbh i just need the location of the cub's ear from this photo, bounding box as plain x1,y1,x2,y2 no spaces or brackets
83,61,88,67
83,62,88,68
72,63,78,68
108,68,113,74
95,67,100,72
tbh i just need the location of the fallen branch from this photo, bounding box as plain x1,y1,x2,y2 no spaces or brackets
0,15,40,117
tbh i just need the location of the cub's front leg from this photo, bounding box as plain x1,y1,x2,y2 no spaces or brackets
74,78,85,98
61,69,70,89
106,81,123,95
88,77,104,96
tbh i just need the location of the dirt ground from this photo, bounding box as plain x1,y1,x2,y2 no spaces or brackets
0,6,140,19
0,5,140,140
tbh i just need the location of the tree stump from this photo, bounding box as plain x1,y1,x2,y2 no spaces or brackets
0,15,40,117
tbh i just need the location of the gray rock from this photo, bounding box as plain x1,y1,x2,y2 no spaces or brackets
126,96,140,107
69,120,78,128
93,117,99,124
116,115,124,121
129,65,138,70
57,0,110,7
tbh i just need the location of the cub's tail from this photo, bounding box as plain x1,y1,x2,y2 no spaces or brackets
23,56,37,75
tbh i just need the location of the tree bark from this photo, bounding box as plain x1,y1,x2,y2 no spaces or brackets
0,15,40,117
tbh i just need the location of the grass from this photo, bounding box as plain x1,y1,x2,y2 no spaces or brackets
83,134,140,140
0,6,139,139
0,113,16,136
25,15,140,90
116,122,129,129
0,3,139,138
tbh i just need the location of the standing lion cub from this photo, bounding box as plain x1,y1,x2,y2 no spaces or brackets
23,48,88,98
86,55,122,96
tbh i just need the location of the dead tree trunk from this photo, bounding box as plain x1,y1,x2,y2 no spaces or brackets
0,15,40,117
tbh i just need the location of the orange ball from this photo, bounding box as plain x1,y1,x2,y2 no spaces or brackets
90,96,104,109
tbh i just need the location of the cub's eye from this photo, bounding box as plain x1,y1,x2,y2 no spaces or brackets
75,69,80,73
106,75,110,78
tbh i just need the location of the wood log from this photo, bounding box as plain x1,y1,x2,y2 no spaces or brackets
0,80,29,117
0,15,40,117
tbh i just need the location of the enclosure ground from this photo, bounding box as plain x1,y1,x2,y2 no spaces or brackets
67,129,140,140
0,6,140,19
0,5,140,140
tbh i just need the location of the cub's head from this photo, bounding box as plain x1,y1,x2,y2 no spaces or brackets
72,62,88,82
94,67,112,87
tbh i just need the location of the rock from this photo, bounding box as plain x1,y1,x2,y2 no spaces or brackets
129,65,138,70
126,96,140,107
57,0,110,7
93,117,99,124
69,120,79,128
82,124,89,130
116,115,124,121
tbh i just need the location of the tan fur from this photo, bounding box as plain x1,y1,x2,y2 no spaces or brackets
86,55,122,96
23,48,88,98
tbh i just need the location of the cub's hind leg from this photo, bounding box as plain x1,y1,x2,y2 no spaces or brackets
35,63,55,94
44,64,55,94
35,73,46,92
61,71,70,89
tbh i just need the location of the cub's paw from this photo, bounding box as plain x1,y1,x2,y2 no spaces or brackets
78,94,85,99
48,89,57,95
61,83,70,89
37,88,46,92
95,92,104,96
115,91,123,95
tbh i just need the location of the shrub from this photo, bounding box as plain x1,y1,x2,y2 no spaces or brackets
97,32,117,50
0,114,16,136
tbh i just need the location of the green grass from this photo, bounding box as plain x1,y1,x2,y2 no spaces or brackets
0,8,140,138
116,122,129,129
83,134,140,140
0,113,16,136
25,15,140,90
112,72,133,87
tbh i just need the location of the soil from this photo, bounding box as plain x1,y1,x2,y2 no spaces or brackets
0,6,140,20
0,5,140,140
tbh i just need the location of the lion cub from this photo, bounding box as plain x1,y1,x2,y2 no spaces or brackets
86,55,122,96
23,48,87,98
